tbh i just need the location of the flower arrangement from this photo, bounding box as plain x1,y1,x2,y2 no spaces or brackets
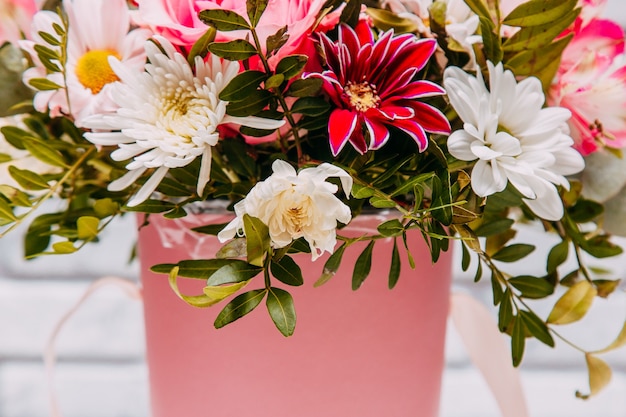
1,0,625,400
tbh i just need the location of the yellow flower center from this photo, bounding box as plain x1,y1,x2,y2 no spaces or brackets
345,81,380,112
75,49,121,94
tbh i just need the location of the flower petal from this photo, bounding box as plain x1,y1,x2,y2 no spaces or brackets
328,109,359,156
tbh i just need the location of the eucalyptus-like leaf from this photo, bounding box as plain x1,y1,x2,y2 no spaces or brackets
246,0,268,27
352,241,375,290
265,73,285,89
547,240,569,275
491,244,535,263
214,289,267,328
364,7,419,33
314,242,346,287
76,216,99,240
580,235,623,258
498,290,513,332
480,16,503,63
219,70,267,102
8,166,49,190
511,315,526,367
0,199,16,221
286,78,323,97
369,196,396,208
491,271,504,305
508,275,554,299
576,354,612,399
243,214,270,267
547,280,597,324
123,199,176,213
28,78,63,91
351,184,375,199
275,55,307,79
519,310,554,347
0,185,31,207
388,239,401,289
270,255,304,286
291,97,330,117
568,198,604,223
198,9,251,31
266,287,296,336
22,137,67,167
208,39,257,61
503,0,578,27
208,261,263,285
377,219,404,237
187,27,216,66
226,89,272,117
461,242,471,271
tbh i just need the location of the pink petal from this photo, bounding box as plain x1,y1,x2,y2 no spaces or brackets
393,119,429,152
386,80,446,100
354,19,374,45
365,118,391,149
406,102,452,134
395,38,437,73
328,109,359,156
375,104,414,120
348,122,368,154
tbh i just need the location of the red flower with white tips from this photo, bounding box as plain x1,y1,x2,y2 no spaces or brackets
305,21,451,156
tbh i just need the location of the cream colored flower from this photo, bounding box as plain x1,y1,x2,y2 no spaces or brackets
218,160,353,261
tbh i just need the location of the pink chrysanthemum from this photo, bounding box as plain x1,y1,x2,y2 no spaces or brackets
305,21,450,156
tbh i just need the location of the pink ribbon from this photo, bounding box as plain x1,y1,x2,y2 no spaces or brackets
45,279,528,417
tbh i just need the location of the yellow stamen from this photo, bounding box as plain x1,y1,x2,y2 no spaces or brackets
75,49,121,94
345,81,380,112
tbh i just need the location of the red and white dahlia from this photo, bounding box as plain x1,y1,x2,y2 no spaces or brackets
305,21,451,156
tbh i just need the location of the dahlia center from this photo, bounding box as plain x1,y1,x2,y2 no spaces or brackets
345,81,380,112
75,49,121,94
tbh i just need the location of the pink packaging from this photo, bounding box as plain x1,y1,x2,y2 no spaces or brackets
137,211,453,417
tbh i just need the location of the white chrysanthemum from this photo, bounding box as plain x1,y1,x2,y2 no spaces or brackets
444,62,585,221
83,36,284,207
218,160,353,261
19,0,151,126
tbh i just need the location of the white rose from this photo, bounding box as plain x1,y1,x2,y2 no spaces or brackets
218,160,353,261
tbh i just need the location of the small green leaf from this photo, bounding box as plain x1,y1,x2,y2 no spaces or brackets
314,242,346,287
198,9,251,31
76,216,99,240
503,0,578,27
187,27,216,66
519,310,554,347
266,25,288,55
93,198,119,218
226,89,272,116
22,137,67,167
28,78,63,91
390,172,434,197
247,0,268,27
243,214,270,267
214,289,267,328
37,30,61,46
547,240,569,274
364,7,419,33
291,95,330,116
508,275,554,299
286,78,323,97
271,255,304,286
123,199,176,213
208,39,257,61
53,241,77,254
498,290,514,332
463,0,493,20
491,244,535,263
352,241,375,290
208,260,263,285
275,55,307,79
511,315,526,367
502,9,579,52
369,196,396,208
547,280,597,324
568,199,604,223
266,287,296,336
593,279,622,298
0,198,16,221
474,218,515,237
219,70,267,102
161,259,234,279
265,73,284,89
192,222,231,235
203,280,250,303
491,271,504,305
8,166,49,190
388,239,401,289
576,354,612,399
351,184,375,199
377,219,404,237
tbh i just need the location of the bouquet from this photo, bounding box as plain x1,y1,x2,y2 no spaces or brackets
1,0,625,400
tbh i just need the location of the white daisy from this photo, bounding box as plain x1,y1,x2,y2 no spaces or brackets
444,62,585,221
83,36,285,207
19,0,151,126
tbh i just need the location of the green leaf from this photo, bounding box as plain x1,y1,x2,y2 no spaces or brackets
548,280,597,324
159,259,234,279
214,289,267,328
498,290,514,332
519,310,555,347
76,216,99,240
503,0,578,27
123,199,176,213
243,214,270,267
0,185,31,207
275,55,307,79
265,73,284,89
203,280,250,303
8,166,49,190
502,9,579,53
388,239,401,289
226,89,272,116
167,265,232,308
208,260,263,285
507,34,572,81
221,138,257,178
580,235,623,258
198,9,251,31
576,354,612,399
37,30,61,46
508,275,554,299
0,153,12,163
369,195,396,208
0,198,16,221
266,25,288,56
247,0,268,27
491,244,535,262
53,241,77,254
568,199,604,223
491,271,504,305
219,70,267,102
192,222,231,235
286,78,323,97
22,137,67,167
208,39,257,61
547,240,569,274
314,242,346,287
28,78,63,91
364,7,418,33
351,184,375,199
187,27,216,66
271,255,304,286
266,287,296,336
479,16,503,63
352,240,375,290
463,0,492,20
377,219,404,237
461,242,471,271
511,315,526,367
390,172,434,197
593,279,622,299
93,198,119,218
290,97,330,117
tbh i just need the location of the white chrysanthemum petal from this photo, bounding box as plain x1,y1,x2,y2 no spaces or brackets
127,166,169,207
197,146,212,197
108,166,147,192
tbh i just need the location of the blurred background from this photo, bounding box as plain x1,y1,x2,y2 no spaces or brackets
1,1,626,416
